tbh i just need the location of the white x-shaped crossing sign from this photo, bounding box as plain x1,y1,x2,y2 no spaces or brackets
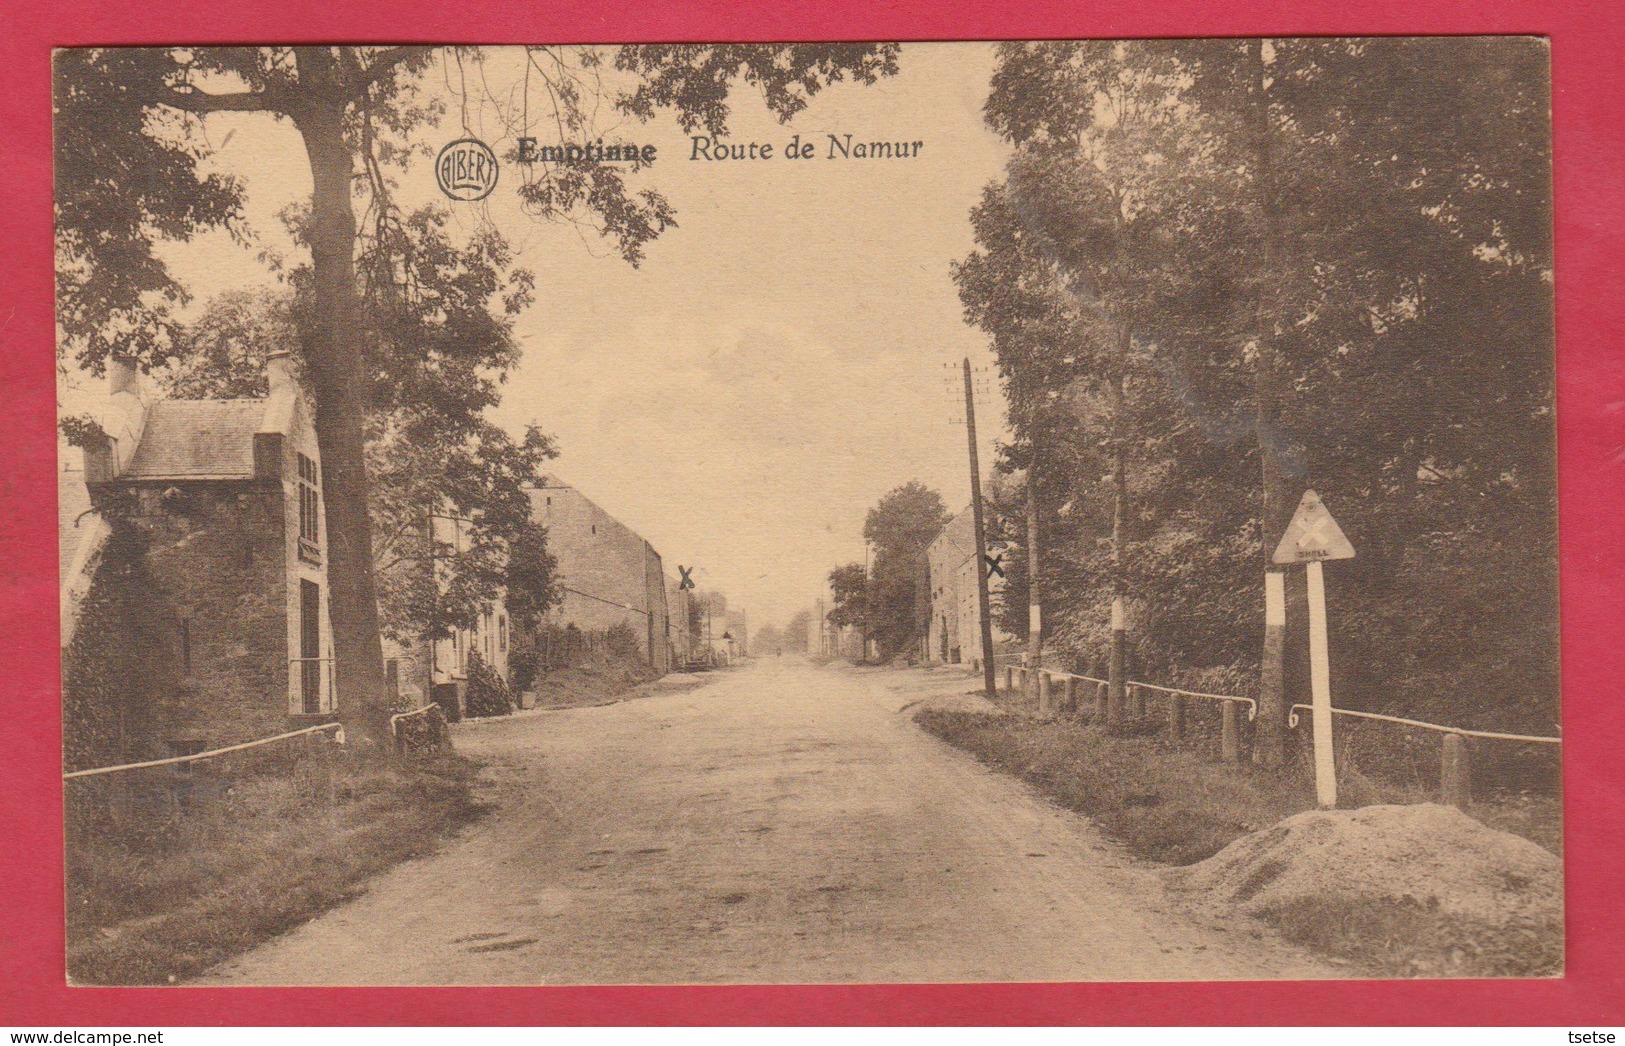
1272,490,1355,564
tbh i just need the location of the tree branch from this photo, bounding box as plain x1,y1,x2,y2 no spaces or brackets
350,46,436,96
160,85,281,114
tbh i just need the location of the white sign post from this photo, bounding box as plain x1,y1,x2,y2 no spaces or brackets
1304,559,1334,807
1272,490,1355,809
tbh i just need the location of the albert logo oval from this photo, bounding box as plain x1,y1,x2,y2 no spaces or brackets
435,138,499,202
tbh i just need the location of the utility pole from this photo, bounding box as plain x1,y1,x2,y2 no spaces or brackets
963,358,999,700
862,540,871,662
1249,36,1294,769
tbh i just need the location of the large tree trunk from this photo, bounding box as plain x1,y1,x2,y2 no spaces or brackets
1025,446,1042,701
293,52,389,750
1106,340,1130,729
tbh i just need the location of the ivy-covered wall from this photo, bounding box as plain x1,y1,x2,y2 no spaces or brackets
62,482,297,769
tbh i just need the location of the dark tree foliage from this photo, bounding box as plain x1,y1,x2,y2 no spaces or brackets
463,652,515,718
54,50,247,370
826,483,952,659
862,481,953,658
826,563,870,633
616,45,902,136
962,38,1557,732
689,590,728,639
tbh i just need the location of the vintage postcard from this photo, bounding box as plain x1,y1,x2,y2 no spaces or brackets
54,40,1560,987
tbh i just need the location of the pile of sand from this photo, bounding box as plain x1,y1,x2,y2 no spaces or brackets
1168,803,1561,927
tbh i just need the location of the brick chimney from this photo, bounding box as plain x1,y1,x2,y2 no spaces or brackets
107,355,139,397
253,349,301,481
86,354,147,484
266,349,296,393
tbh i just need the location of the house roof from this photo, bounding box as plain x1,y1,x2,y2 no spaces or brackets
123,399,268,480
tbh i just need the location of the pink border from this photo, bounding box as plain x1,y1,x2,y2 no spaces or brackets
3,0,1621,1025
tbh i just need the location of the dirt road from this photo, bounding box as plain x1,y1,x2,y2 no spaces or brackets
200,658,1326,984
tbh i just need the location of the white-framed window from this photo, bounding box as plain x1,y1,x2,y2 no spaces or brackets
297,452,321,562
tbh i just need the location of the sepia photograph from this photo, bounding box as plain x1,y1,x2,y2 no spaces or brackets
53,39,1560,988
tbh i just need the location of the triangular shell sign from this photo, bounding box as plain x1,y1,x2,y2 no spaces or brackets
1271,490,1356,564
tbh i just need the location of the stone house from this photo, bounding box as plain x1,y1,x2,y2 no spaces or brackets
60,353,335,769
924,503,1010,668
526,475,673,675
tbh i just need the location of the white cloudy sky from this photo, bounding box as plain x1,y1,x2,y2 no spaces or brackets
74,43,1014,629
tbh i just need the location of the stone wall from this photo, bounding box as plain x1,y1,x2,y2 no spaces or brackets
530,479,667,673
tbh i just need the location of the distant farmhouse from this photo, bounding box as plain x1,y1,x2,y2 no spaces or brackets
60,353,335,769
923,503,1010,668
527,475,674,675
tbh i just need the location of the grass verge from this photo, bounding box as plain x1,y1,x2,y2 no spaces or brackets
914,704,1562,977
1265,895,1562,978
914,707,1315,865
66,747,485,985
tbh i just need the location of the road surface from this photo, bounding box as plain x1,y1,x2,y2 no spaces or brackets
201,657,1326,984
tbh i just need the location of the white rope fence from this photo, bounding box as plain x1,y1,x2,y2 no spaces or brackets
1015,662,1556,742
63,722,343,780
1024,665,1261,721
995,660,1557,806
1285,702,1559,809
1288,703,1560,744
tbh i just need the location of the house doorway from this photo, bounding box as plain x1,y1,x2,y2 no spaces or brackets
300,579,322,714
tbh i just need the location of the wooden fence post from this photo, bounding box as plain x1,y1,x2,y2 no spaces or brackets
1095,681,1109,721
1442,733,1471,809
1004,666,1013,694
1221,701,1240,763
1064,677,1078,715
1038,672,1053,717
1168,692,1186,740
